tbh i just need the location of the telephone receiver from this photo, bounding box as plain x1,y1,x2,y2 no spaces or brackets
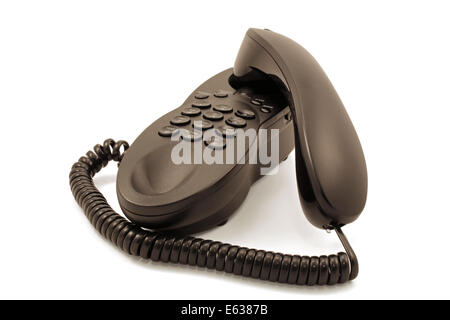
232,28,367,229
70,28,367,286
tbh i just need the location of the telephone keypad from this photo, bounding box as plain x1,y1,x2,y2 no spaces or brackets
159,88,272,140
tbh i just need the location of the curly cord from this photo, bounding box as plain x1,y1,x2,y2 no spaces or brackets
69,139,358,286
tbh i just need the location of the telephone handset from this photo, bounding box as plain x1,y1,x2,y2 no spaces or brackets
232,29,367,229
70,29,367,285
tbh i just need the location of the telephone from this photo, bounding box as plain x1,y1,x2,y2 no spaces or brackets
70,29,367,286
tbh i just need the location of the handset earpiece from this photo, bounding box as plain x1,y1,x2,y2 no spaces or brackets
231,28,368,229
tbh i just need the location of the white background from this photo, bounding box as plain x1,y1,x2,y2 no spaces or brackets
1,0,449,300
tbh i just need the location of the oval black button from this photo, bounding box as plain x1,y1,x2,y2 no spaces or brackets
193,119,213,130
192,101,211,109
181,107,201,117
226,117,247,128
213,104,233,113
213,90,228,98
216,125,237,137
203,110,223,121
158,125,180,137
181,129,202,142
250,99,262,106
195,91,209,99
236,109,255,120
170,115,191,126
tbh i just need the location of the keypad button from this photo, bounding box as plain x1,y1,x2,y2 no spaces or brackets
195,91,209,99
260,107,271,113
216,125,237,137
181,129,202,142
226,116,247,128
158,125,180,137
203,110,224,121
204,136,226,150
170,115,191,126
192,101,211,109
250,99,262,106
193,119,213,130
181,107,201,117
236,109,255,120
213,104,233,113
213,90,229,98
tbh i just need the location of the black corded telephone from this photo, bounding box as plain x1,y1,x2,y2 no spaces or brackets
70,29,367,286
